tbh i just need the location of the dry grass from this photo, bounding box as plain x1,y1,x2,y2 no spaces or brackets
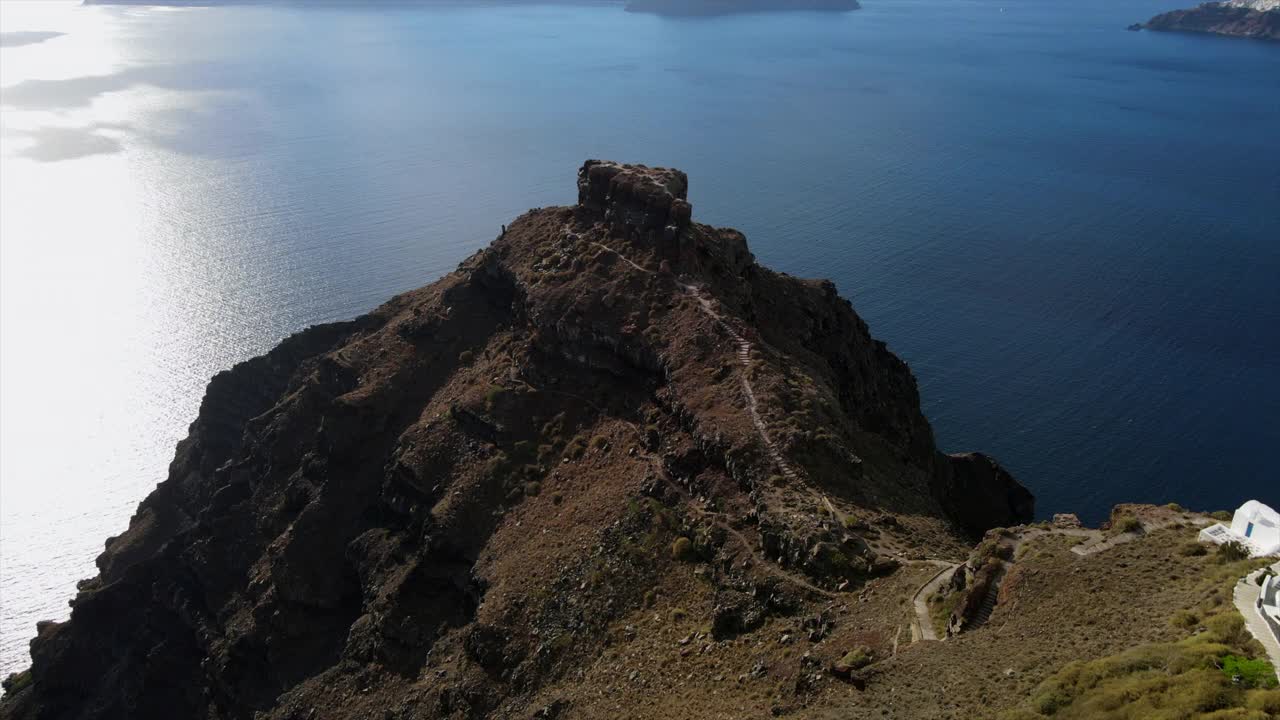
805,526,1274,719
995,539,1277,719
1000,611,1277,719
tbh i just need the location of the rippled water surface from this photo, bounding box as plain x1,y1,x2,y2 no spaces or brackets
2,0,1278,676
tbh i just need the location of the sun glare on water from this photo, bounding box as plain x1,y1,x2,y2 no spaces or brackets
1,0,225,678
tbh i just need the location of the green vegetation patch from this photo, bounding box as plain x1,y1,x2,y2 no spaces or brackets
929,588,963,639
970,537,1009,564
1221,655,1279,690
837,647,874,671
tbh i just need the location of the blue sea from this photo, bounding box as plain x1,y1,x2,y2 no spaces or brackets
1,0,1278,676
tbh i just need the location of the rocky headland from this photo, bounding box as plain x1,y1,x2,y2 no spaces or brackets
1132,1,1280,41
0,161,1025,719
3,162,1276,720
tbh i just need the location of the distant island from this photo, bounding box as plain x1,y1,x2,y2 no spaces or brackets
626,0,859,15
82,0,861,10
1130,0,1280,41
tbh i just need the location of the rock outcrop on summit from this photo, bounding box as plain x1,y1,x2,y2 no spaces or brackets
0,161,1030,720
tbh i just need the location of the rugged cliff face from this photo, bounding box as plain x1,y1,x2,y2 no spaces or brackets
1136,2,1280,40
1,161,1031,720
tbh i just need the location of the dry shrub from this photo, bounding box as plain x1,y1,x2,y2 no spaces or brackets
1217,541,1250,563
670,537,693,561
1114,516,1142,534
1181,542,1209,557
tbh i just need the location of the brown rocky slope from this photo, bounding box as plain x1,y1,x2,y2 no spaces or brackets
0,161,1031,720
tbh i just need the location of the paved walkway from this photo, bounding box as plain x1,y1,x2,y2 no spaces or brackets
1067,516,1213,556
1234,561,1280,682
911,561,960,642
906,521,1213,644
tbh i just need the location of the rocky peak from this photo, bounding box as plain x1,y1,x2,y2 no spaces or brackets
576,160,693,251
1,160,1032,720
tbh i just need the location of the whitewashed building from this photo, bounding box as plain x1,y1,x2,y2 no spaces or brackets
1199,500,1280,557
1261,574,1279,618
1257,572,1280,647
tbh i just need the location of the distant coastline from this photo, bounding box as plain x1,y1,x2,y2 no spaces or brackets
1131,1,1280,41
80,1,622,6
82,0,860,11
625,0,859,16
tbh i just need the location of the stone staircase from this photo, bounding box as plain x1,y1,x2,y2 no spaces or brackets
966,567,1005,631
